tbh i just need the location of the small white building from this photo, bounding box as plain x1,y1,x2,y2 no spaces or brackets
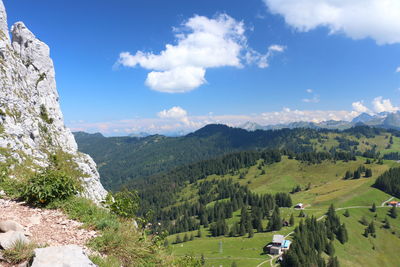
295,203,304,209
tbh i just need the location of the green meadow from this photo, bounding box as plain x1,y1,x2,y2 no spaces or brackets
168,157,400,266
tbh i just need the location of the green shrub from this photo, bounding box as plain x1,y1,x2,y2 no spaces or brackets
39,104,53,124
105,189,139,218
22,169,81,206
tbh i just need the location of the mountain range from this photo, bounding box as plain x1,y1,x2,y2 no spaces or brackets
239,111,400,132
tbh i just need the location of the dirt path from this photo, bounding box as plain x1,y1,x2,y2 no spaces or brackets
381,196,395,207
0,198,97,248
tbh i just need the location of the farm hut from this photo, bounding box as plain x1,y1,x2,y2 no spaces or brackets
272,235,285,246
295,203,304,209
270,245,282,255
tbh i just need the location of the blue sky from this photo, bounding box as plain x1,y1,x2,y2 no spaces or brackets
4,0,400,135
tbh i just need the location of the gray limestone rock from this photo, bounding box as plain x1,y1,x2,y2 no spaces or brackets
0,231,28,249
0,220,24,233
31,245,97,267
0,1,107,203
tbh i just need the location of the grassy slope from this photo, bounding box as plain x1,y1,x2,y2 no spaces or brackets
168,157,400,267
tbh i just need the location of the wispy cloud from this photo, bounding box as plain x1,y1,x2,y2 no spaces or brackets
69,108,354,136
69,96,399,136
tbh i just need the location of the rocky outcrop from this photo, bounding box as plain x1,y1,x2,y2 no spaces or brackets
0,1,106,202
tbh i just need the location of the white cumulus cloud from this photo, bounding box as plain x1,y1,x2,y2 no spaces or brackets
158,106,188,119
117,14,284,93
263,0,400,44
396,67,400,73
372,96,399,113
158,106,192,125
352,101,370,113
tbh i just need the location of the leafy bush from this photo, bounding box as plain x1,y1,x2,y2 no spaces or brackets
22,169,81,206
105,190,139,218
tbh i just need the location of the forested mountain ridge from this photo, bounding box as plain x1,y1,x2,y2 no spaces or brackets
75,125,400,191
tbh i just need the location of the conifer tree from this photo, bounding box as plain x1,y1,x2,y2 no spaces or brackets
371,203,376,212
289,214,295,226
299,210,306,217
201,254,205,265
384,217,391,229
368,221,375,235
175,235,182,244
248,227,254,238
325,241,335,256
343,209,350,217
267,206,282,231
337,223,348,244
197,229,202,238
327,256,340,267
183,233,189,242
390,206,397,219
344,170,352,179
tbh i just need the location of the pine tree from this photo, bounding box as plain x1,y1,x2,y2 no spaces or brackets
231,262,238,267
344,170,352,179
190,233,194,241
363,228,369,237
371,203,376,212
289,214,295,226
299,210,306,217
239,223,246,236
197,229,202,238
368,221,375,234
183,233,189,242
384,217,391,229
343,209,350,217
175,235,182,244
248,227,254,238
353,170,361,179
390,206,397,219
365,168,372,177
325,241,335,256
201,254,205,265
337,223,348,244
327,256,340,267
267,206,282,231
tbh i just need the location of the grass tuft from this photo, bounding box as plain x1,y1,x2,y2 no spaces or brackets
2,239,37,264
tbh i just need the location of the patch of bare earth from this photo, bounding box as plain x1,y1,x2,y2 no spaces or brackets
0,198,98,266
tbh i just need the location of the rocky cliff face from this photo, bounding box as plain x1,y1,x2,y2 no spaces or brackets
0,1,107,202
